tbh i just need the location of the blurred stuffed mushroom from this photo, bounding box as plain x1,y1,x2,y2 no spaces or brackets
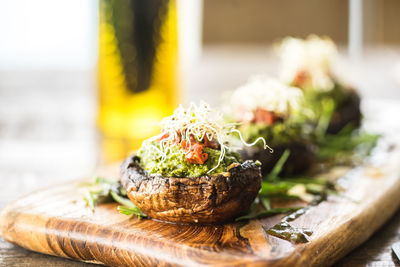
228,75,316,176
277,35,361,134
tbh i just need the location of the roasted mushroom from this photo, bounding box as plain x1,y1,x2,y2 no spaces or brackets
119,102,266,224
228,76,315,176
120,156,261,223
240,142,315,176
277,35,362,135
327,90,361,134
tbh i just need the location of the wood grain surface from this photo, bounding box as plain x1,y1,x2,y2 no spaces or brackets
1,140,400,266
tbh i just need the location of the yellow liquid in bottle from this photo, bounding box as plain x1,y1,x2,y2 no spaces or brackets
98,0,179,163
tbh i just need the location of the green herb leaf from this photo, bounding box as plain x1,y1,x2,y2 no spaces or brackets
317,130,380,161
84,191,96,212
284,177,328,185
110,191,147,218
260,197,271,210
265,149,291,182
259,181,295,195
235,207,304,221
81,177,146,218
110,191,136,209
117,206,146,218
305,183,325,194
315,98,335,140
95,177,115,185
261,193,300,200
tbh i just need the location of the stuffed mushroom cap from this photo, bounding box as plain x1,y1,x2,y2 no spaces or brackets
228,76,314,176
120,156,261,223
240,141,315,176
119,102,266,224
327,89,361,134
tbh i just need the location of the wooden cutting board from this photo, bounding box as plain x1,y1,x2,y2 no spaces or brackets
2,98,400,267
1,140,400,267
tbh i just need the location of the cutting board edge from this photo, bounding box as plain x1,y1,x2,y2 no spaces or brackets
0,207,268,267
305,175,400,267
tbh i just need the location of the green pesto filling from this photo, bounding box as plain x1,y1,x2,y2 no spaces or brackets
303,82,355,117
137,142,241,178
237,121,310,148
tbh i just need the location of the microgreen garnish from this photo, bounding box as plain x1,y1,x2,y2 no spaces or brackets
139,102,271,175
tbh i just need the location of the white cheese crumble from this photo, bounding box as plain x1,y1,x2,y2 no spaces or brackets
277,35,338,92
230,75,304,120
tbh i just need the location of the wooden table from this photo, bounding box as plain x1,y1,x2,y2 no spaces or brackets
1,46,400,266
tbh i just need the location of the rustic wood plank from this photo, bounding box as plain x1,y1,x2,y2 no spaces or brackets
1,141,400,266
335,211,400,267
0,237,98,267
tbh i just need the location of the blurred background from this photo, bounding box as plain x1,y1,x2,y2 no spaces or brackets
0,0,399,197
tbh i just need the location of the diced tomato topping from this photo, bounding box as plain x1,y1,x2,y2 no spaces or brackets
158,132,170,141
293,70,309,87
159,131,212,164
253,108,275,125
159,131,181,144
181,140,189,150
184,143,208,164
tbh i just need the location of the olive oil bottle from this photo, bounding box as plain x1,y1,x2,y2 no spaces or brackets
98,0,179,163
